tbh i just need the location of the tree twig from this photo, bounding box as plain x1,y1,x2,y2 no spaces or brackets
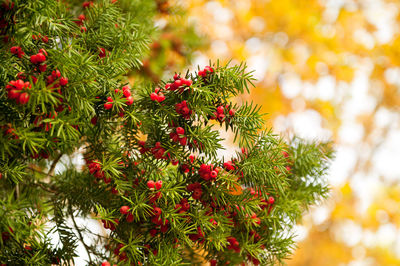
69,207,93,264
48,153,63,177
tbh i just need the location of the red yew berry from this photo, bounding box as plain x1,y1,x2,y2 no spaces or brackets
210,259,217,266
52,70,61,79
192,188,202,200
83,1,94,8
126,213,134,223
101,262,111,266
123,86,131,97
10,46,19,54
182,79,192,86
19,93,30,105
173,73,180,80
179,137,187,146
176,127,184,135
120,206,130,215
216,106,224,114
150,229,157,237
150,92,158,101
155,180,162,190
99,48,106,58
153,207,162,216
229,109,235,116
210,170,217,179
126,96,134,105
60,77,68,86
78,14,86,21
104,102,113,110
8,89,21,99
39,48,48,56
268,196,275,204
81,26,87,33
147,180,155,189
39,64,47,72
90,116,98,125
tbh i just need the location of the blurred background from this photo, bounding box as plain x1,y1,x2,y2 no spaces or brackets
149,0,400,265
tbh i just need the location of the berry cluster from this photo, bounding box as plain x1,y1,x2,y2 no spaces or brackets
186,182,202,200
147,180,162,190
169,126,187,146
165,73,192,93
46,69,69,90
210,104,235,122
5,79,31,105
188,226,205,243
198,65,214,77
175,100,192,119
10,46,24,58
104,97,113,110
150,87,165,102
226,236,240,253
150,142,167,160
198,163,219,181
119,205,134,222
174,198,190,213
87,160,104,179
32,34,49,43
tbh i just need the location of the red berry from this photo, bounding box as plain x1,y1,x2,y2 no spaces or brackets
126,213,134,223
156,93,165,102
173,73,180,80
147,180,155,189
126,96,134,105
268,196,275,204
39,48,48,56
229,109,235,116
101,262,111,266
90,116,98,125
120,206,130,215
155,180,162,190
182,79,192,86
78,14,86,21
99,48,106,58
179,137,187,146
150,92,158,101
174,79,182,87
19,93,30,105
80,26,87,33
153,207,162,216
10,46,19,54
8,89,21,99
36,53,46,63
210,171,217,179
104,102,113,110
39,64,47,72
60,77,68,86
150,229,157,237
210,259,217,266
217,114,225,121
123,88,131,97
216,106,224,114
52,70,61,78
176,127,184,135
